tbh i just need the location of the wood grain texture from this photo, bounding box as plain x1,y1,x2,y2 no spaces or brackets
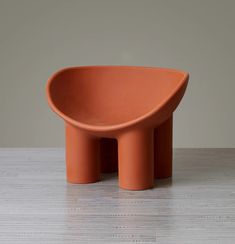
0,148,235,243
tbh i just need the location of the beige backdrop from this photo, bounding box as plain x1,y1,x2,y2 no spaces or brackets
1,0,235,147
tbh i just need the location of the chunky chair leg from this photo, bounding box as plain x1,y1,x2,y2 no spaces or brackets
65,124,100,183
118,129,154,190
154,116,173,179
100,138,118,173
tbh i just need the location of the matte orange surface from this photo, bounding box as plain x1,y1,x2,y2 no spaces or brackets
46,66,188,190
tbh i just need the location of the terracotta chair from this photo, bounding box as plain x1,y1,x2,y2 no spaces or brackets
46,66,188,190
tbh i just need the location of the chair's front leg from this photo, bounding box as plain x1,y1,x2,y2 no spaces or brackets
118,129,154,190
65,123,100,183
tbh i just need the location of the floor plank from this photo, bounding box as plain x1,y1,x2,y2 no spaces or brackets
0,148,235,243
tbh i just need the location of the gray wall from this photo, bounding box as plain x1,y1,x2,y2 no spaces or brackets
1,0,235,147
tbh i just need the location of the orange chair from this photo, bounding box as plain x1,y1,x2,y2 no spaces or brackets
46,66,188,190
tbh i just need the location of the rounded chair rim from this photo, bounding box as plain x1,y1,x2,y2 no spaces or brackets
46,65,189,133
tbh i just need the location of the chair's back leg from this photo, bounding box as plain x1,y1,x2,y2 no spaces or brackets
154,115,173,179
100,138,118,173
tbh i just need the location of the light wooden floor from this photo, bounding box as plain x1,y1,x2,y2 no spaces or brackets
0,148,235,244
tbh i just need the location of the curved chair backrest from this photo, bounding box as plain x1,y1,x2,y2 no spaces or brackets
47,66,187,126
